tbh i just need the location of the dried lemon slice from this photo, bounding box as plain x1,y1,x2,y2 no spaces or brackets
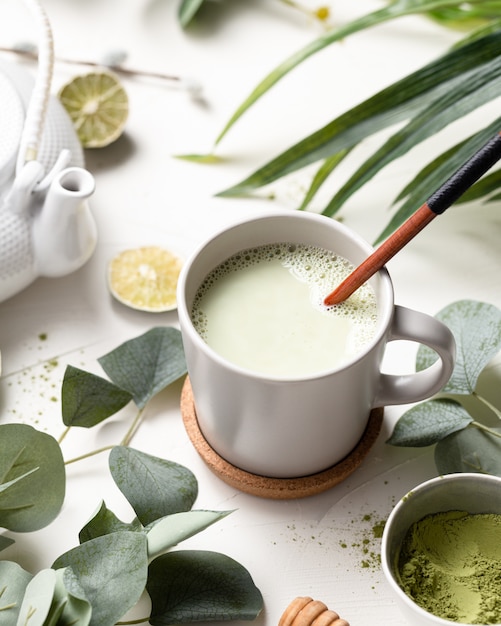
58,71,129,148
108,246,182,312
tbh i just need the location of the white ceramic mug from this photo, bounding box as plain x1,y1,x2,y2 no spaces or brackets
177,212,456,478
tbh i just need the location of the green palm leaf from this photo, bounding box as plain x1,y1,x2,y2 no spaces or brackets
178,0,205,27
459,168,501,202
297,150,351,211
320,54,501,220
204,1,501,239
449,17,501,46
427,2,501,31
213,0,498,147
377,119,501,241
218,30,501,199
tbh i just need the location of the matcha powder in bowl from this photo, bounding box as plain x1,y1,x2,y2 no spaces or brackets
382,473,501,626
397,510,501,624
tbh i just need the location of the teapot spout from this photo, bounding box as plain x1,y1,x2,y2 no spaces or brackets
33,167,97,277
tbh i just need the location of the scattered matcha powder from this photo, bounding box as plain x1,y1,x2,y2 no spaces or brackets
338,511,386,571
0,332,63,432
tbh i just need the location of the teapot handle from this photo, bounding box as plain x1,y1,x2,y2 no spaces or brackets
17,0,54,173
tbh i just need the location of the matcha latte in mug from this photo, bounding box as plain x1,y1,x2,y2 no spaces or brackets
177,212,456,478
191,242,379,378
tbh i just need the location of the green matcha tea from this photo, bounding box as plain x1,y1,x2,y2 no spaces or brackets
397,510,501,624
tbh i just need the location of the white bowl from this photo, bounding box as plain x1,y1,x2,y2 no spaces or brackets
381,473,501,626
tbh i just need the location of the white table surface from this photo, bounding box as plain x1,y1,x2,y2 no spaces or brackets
1,1,500,625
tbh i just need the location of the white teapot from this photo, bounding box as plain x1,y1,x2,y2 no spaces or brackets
0,0,97,302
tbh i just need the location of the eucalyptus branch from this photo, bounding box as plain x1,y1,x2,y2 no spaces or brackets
58,425,70,444
64,445,114,465
63,405,146,463
389,300,501,475
120,406,147,447
0,328,258,624
472,390,501,421
471,420,501,439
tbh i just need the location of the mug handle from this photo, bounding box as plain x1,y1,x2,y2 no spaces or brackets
374,305,456,407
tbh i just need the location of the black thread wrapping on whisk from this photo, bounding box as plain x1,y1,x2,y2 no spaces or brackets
427,132,501,215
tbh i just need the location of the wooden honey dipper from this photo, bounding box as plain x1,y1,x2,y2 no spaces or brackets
279,597,349,626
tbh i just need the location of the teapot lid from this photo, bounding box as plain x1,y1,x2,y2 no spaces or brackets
0,70,25,189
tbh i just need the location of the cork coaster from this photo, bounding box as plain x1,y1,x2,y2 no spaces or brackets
180,377,384,500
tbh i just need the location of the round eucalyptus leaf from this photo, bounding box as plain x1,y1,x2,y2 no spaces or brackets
387,399,473,447
435,425,501,476
0,424,65,531
79,500,142,543
109,447,198,525
0,561,32,626
98,327,187,409
62,365,133,428
146,510,232,559
53,531,148,626
417,300,501,394
147,550,263,625
0,535,14,552
54,568,92,626
16,569,56,626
